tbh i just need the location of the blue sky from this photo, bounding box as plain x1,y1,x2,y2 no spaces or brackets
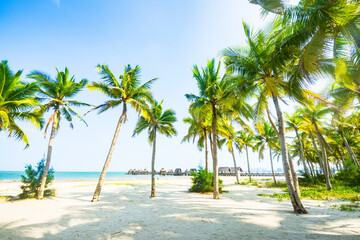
1,0,315,172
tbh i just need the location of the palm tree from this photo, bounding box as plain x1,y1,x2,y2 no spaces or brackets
251,0,360,75
236,130,255,183
285,111,311,176
87,64,155,202
220,123,241,184
254,121,279,183
133,100,176,197
182,107,211,172
185,59,237,199
0,60,42,147
27,67,89,199
222,20,308,213
297,103,334,190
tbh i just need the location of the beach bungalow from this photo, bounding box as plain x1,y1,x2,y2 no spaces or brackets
160,168,166,175
190,168,197,173
184,169,190,175
167,169,174,176
219,167,231,175
174,168,182,175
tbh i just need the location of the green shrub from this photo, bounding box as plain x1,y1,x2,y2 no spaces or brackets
334,168,360,187
189,169,223,193
19,158,55,199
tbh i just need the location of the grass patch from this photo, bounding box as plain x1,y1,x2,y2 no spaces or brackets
264,181,287,188
236,181,250,185
339,203,360,212
0,195,16,200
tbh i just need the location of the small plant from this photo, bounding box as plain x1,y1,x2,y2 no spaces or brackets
19,158,55,199
339,204,359,212
189,168,223,193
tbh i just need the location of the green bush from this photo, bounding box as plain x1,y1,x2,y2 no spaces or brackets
334,168,360,187
189,168,223,193
19,158,55,199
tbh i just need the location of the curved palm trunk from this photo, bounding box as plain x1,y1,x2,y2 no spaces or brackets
37,114,57,200
314,125,332,191
231,147,239,184
91,104,127,202
272,96,307,214
339,128,360,168
294,128,310,176
150,128,157,198
245,146,251,183
288,152,300,196
269,148,276,184
204,131,209,172
211,104,219,199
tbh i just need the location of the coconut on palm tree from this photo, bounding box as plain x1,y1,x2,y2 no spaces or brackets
185,59,237,199
87,64,156,202
0,60,43,146
27,67,89,199
133,100,176,197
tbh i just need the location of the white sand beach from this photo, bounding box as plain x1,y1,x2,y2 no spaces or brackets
0,176,359,240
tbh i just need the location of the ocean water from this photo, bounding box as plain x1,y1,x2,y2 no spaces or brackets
0,171,152,181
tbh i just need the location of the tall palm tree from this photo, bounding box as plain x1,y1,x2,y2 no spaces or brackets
220,123,241,184
87,64,155,202
0,60,42,146
297,103,334,190
133,100,176,197
182,107,211,172
222,20,308,213
285,111,311,176
28,67,89,199
254,121,279,183
185,59,237,199
236,130,255,183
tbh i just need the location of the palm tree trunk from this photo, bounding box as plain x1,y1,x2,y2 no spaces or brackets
272,96,307,214
211,104,219,199
339,128,360,168
91,104,127,202
231,147,239,184
269,148,276,184
245,146,251,183
288,152,300,196
294,129,310,176
310,133,325,172
315,129,332,191
37,114,57,200
150,128,157,198
204,131,209,172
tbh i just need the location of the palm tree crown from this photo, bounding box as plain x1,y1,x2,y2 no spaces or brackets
0,60,42,146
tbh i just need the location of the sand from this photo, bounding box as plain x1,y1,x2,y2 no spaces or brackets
0,176,359,240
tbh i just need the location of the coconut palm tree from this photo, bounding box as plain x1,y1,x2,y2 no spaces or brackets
285,111,311,176
27,67,89,199
254,121,279,183
182,107,211,172
133,100,176,197
296,103,334,190
236,130,256,183
0,60,42,147
87,64,155,202
222,20,308,213
251,0,360,75
185,59,237,199
220,123,242,184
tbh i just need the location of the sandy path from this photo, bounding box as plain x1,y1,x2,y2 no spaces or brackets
0,177,359,239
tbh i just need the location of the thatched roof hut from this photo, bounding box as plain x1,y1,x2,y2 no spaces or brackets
160,168,166,175
175,168,182,174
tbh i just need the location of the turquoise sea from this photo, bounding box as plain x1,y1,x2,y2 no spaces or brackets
0,171,151,181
